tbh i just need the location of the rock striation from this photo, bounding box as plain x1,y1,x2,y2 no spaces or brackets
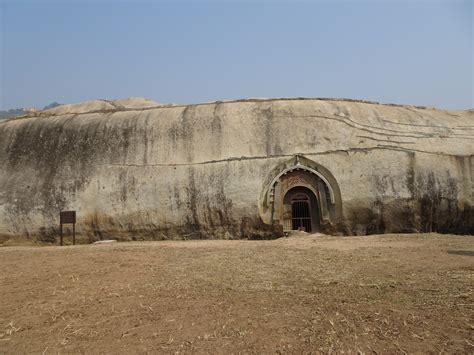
0,97,472,241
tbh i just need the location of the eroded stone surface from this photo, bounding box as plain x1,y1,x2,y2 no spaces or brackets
0,97,472,241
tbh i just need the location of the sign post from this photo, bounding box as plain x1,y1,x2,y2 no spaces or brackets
59,211,76,246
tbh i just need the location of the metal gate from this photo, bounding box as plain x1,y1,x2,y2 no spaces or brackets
292,199,312,232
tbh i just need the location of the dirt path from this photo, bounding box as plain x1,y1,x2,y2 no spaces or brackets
0,233,473,353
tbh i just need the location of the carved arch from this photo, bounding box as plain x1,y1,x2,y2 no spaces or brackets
267,163,336,203
259,155,343,228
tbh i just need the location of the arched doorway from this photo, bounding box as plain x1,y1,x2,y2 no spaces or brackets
259,155,343,234
291,193,311,231
283,186,321,232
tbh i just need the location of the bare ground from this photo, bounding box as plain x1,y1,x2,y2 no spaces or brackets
0,233,473,354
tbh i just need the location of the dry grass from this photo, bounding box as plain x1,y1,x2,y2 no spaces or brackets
0,233,473,353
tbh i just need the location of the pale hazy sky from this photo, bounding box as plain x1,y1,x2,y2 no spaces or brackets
0,0,472,110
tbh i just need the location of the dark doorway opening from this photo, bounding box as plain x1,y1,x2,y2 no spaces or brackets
282,186,321,232
291,194,312,232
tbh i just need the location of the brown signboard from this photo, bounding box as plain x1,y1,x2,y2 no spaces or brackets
59,211,76,245
60,211,76,224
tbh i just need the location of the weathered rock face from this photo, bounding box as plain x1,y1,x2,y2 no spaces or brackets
0,97,472,241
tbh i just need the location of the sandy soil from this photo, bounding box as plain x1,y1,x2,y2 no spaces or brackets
0,233,473,353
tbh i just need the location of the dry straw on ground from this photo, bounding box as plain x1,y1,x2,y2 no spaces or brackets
0,233,473,353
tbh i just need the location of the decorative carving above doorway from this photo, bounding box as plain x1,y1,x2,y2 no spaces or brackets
259,155,343,233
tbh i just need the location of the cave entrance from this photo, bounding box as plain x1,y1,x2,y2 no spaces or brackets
291,193,312,232
283,186,320,232
261,156,344,234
